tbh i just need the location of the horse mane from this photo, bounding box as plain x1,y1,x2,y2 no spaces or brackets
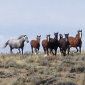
18,35,26,39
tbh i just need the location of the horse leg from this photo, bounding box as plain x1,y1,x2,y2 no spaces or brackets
52,49,55,55
10,47,13,54
67,46,70,55
63,50,66,56
47,48,49,55
35,48,37,54
38,47,40,54
79,46,81,53
31,46,33,54
76,47,78,52
50,49,53,54
60,47,62,53
44,48,46,54
18,48,21,53
60,47,63,55
54,47,58,56
21,48,23,55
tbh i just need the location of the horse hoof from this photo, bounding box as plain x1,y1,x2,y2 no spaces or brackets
44,54,47,57
34,53,37,55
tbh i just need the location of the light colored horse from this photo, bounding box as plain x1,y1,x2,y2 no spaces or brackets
4,35,29,54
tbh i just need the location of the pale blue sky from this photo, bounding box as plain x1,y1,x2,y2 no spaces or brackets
0,0,85,53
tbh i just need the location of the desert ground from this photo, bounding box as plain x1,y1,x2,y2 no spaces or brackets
0,52,85,85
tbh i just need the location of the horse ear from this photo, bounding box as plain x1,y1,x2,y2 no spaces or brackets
81,29,82,32
24,35,26,37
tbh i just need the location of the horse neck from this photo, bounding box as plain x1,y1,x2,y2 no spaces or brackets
47,36,50,42
19,38,25,43
59,34,63,39
54,36,58,40
76,32,81,39
37,38,40,43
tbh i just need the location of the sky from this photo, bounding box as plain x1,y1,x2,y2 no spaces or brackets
0,0,85,53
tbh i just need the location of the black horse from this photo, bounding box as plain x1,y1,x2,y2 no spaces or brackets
48,32,59,56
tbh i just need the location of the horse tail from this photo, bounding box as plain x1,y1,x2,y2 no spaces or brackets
4,40,9,48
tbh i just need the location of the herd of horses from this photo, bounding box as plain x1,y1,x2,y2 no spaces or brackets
4,30,82,56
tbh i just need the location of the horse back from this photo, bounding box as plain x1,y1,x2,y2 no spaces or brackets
68,37,80,47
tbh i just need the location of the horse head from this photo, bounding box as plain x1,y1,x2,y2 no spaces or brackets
46,34,50,41
65,33,69,39
76,30,82,38
54,32,58,39
36,35,41,42
59,34,63,39
24,36,29,43
78,29,82,38
65,33,69,42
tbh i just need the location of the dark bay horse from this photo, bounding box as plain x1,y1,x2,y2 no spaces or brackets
30,35,41,54
59,33,70,56
68,30,82,53
4,35,29,54
42,33,59,56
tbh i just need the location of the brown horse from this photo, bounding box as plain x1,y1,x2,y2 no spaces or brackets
42,35,50,55
59,33,70,56
30,35,41,54
68,30,82,53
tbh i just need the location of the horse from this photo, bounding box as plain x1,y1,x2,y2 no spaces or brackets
42,34,50,55
30,35,41,54
4,35,29,54
59,33,70,56
68,30,82,53
42,33,59,56
48,32,59,55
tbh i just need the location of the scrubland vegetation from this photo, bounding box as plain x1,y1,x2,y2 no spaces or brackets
0,52,85,85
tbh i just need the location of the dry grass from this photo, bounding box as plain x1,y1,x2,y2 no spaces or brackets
0,53,84,85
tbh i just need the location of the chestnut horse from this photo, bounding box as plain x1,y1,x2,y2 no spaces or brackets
68,30,82,53
30,35,41,54
42,35,50,55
